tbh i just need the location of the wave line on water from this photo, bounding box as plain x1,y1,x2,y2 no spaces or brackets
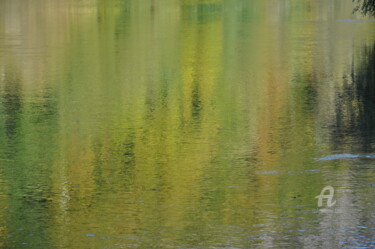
314,154,375,161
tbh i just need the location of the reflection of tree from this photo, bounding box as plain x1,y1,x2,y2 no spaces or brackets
0,64,59,248
353,43,375,142
2,64,22,139
354,0,375,16
331,42,375,151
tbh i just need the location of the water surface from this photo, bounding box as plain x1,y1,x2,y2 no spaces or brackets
0,0,375,248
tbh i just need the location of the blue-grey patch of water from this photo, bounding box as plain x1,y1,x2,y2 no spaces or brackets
314,154,375,161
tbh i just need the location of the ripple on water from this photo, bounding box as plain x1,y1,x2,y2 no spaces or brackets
314,154,375,161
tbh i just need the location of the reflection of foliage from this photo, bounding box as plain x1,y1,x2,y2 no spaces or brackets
354,0,375,16
355,43,375,138
332,42,375,150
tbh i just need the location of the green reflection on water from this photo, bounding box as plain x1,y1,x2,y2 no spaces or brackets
0,0,375,248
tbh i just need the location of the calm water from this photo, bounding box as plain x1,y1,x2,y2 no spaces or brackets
0,0,375,248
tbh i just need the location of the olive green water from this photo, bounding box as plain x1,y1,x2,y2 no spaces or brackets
0,0,375,248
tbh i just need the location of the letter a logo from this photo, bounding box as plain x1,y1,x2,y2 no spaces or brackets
315,186,336,207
